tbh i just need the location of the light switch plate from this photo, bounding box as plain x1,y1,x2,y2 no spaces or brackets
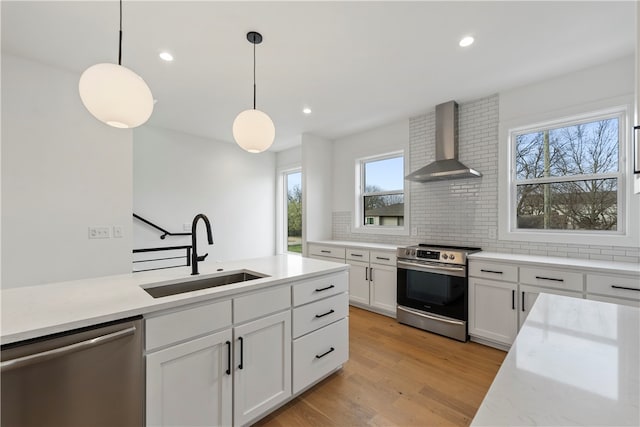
89,226,110,239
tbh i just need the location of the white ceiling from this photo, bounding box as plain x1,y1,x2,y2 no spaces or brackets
2,1,636,151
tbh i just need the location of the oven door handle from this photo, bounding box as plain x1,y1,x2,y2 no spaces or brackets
398,306,466,326
397,260,466,277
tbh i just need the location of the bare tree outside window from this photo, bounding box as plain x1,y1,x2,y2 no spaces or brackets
514,117,619,231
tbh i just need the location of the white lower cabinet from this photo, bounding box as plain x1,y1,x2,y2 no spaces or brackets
346,260,369,306
468,277,518,346
518,284,581,328
346,249,397,317
233,311,291,426
146,329,233,427
370,263,397,314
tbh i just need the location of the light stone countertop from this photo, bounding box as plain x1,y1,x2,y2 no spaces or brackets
469,251,640,276
307,240,400,251
0,254,348,345
471,293,640,426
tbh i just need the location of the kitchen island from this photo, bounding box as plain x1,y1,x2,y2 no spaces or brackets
472,293,640,426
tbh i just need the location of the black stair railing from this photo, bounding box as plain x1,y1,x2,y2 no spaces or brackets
132,213,192,273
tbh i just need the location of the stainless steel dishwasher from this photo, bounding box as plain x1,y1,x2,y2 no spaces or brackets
1,316,144,427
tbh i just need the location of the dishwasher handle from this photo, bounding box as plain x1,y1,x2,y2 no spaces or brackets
1,326,136,372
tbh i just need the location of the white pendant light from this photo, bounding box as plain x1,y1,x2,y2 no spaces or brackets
233,31,275,153
79,0,153,129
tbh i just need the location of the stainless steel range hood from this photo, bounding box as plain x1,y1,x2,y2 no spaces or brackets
406,101,481,182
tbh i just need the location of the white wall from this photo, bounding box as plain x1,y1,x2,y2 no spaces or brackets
276,145,301,169
133,126,276,264
1,54,133,288
332,119,409,213
301,134,333,251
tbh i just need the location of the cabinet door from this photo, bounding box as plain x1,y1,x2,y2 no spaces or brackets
347,260,370,306
518,285,582,329
146,329,232,427
233,310,291,426
468,278,518,346
370,263,397,315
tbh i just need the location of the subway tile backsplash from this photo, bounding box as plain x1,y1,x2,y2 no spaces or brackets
332,94,640,264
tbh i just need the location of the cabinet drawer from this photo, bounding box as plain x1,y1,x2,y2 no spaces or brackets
308,244,346,260
469,261,518,283
586,274,640,301
234,286,291,324
520,267,583,292
586,294,640,308
370,251,396,266
346,248,369,262
293,317,349,394
293,293,348,338
292,272,348,306
146,299,232,351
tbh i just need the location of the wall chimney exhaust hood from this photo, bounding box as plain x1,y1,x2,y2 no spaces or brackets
406,101,481,182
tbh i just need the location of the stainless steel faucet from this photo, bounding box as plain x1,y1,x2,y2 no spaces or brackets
191,214,214,275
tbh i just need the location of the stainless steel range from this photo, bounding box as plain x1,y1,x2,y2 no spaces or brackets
396,244,481,342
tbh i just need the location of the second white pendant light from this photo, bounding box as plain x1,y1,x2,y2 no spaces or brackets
79,0,153,129
233,31,275,153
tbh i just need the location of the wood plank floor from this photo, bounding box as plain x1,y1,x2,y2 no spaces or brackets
254,306,506,427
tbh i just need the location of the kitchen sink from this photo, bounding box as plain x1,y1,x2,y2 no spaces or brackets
142,270,268,298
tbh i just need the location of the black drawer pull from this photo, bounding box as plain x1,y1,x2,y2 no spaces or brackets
238,337,244,370
536,276,564,282
315,284,335,292
315,309,335,318
320,250,331,253
225,341,231,375
481,269,503,274
522,291,525,312
376,256,390,261
350,253,363,257
315,347,335,359
611,285,640,292
512,290,515,310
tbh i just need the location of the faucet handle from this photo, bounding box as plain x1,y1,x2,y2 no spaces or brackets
197,253,209,262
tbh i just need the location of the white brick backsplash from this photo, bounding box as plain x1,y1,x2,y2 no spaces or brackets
331,94,640,265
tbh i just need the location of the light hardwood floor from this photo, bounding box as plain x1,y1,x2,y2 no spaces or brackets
254,306,506,427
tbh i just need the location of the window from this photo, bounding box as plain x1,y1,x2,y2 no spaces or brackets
356,152,406,232
510,110,623,234
284,170,302,253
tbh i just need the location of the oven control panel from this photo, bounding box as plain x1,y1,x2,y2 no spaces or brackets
397,246,472,265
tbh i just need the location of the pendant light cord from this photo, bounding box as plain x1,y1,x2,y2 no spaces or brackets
118,0,123,66
252,40,256,110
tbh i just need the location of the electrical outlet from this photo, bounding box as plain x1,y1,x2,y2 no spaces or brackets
113,226,123,238
411,226,418,236
88,227,110,239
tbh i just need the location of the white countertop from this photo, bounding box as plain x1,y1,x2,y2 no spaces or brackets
472,293,640,426
0,255,348,345
308,240,400,251
469,251,640,276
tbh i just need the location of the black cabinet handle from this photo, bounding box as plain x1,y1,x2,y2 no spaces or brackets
320,250,331,253
350,253,363,257
535,276,564,282
365,267,368,281
512,290,515,310
611,285,640,292
238,337,244,370
315,284,335,292
481,269,503,274
225,341,231,375
315,309,335,318
370,268,373,281
315,347,335,359
376,256,390,261
521,291,525,312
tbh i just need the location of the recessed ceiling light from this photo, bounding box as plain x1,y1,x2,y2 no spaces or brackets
459,36,474,47
159,52,174,62
303,107,312,115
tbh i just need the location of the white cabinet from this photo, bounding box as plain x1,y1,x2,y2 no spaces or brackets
146,329,232,427
145,300,233,427
307,244,345,262
468,277,518,347
518,284,581,328
233,310,291,426
346,249,397,317
586,273,640,307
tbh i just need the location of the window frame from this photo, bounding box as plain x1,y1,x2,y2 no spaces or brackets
353,150,409,235
277,166,302,255
498,97,638,247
